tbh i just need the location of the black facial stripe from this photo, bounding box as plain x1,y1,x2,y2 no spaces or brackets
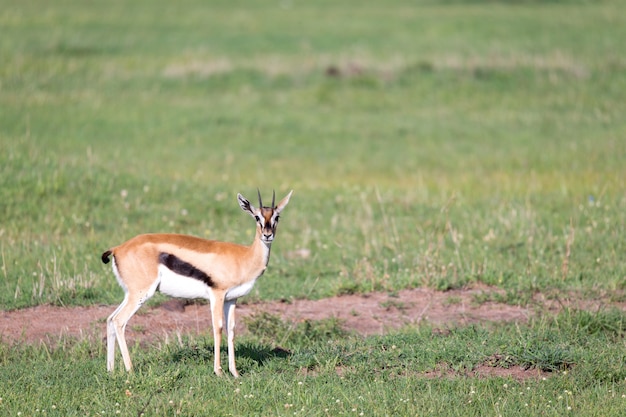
264,218,276,232
158,252,214,287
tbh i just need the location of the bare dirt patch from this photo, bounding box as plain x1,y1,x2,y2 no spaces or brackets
422,362,548,382
2,286,622,345
1,286,529,345
1,286,623,379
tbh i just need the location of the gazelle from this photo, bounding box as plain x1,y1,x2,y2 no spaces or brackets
101,189,293,377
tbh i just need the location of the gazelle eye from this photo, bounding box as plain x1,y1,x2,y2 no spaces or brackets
254,216,261,222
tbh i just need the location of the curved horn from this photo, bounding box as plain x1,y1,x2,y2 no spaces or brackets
272,189,276,208
257,188,263,208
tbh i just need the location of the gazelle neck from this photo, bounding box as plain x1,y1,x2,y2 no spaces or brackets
251,228,272,266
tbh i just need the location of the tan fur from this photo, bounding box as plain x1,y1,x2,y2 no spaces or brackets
103,190,292,377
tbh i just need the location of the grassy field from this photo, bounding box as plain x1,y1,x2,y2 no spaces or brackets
1,0,626,415
2,311,626,416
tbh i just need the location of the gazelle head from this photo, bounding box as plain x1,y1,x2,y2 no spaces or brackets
238,189,293,244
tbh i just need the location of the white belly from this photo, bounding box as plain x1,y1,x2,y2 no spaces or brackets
225,279,257,301
158,265,212,299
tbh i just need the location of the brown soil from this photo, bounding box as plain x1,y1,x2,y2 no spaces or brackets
1,286,622,380
1,286,524,344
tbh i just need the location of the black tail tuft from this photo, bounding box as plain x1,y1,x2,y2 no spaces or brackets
101,250,112,264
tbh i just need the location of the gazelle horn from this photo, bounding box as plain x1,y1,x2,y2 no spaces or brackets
257,188,263,208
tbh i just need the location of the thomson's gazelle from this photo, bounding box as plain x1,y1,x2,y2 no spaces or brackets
101,190,293,377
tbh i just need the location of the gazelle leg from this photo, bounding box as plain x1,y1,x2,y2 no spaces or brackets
224,300,239,377
109,294,145,372
210,291,226,376
106,295,128,371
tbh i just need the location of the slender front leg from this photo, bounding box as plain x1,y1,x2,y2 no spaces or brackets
210,291,225,376
224,300,239,377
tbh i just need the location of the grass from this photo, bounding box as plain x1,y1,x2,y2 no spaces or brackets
2,309,626,416
1,0,626,414
2,0,625,308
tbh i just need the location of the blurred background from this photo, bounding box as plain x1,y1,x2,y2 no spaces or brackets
1,0,624,309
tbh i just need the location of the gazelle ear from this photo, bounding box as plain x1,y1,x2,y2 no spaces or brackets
237,193,255,216
275,190,293,214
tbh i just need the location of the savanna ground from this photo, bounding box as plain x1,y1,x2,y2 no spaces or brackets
1,0,626,415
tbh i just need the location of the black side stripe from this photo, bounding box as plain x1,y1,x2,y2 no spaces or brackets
158,252,214,288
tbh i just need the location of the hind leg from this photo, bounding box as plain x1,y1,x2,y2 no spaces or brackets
107,281,158,372
107,296,128,371
109,293,146,371
105,252,160,372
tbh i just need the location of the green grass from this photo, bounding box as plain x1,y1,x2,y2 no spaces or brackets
2,309,626,416
1,0,626,414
